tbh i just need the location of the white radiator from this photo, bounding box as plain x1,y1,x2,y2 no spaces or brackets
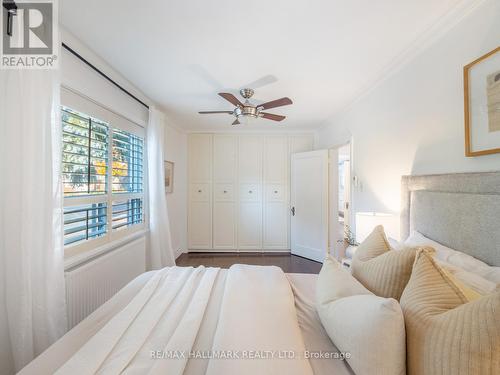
65,236,146,328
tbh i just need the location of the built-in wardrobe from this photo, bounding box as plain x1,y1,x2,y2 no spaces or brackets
188,133,314,252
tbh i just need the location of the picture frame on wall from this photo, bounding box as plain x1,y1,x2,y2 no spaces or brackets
164,160,174,193
464,46,500,157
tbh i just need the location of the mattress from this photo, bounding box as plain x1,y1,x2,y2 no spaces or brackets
19,268,353,375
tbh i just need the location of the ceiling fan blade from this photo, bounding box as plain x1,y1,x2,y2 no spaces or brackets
241,75,278,90
261,112,286,122
198,111,233,114
218,93,244,107
258,97,292,110
232,119,240,126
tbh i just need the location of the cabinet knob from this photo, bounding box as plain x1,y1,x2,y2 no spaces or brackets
274,190,278,194
249,190,253,194
198,190,202,193
223,190,227,193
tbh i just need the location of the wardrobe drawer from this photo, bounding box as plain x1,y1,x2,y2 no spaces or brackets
190,183,210,202
266,184,285,201
214,184,234,201
239,184,261,201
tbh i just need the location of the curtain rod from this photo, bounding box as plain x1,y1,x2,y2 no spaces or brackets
62,43,150,110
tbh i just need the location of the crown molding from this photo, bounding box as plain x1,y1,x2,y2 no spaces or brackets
184,128,316,135
318,0,488,131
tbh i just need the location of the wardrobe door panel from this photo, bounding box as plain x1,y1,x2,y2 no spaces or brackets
266,184,285,202
213,135,237,182
238,136,263,183
189,183,210,202
262,136,289,250
238,136,263,250
239,184,261,202
188,134,212,182
212,135,237,250
188,202,212,249
264,136,288,183
188,134,212,250
264,202,288,249
213,202,236,249
238,202,262,249
214,183,234,201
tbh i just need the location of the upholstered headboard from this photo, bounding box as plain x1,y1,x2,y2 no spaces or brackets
401,172,500,267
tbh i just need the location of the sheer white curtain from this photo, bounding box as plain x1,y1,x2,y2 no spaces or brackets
147,107,176,269
0,69,68,372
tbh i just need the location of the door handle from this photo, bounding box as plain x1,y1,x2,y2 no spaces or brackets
291,207,295,216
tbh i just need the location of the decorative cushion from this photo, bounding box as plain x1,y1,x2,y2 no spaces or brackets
316,256,406,375
352,225,419,300
400,248,500,375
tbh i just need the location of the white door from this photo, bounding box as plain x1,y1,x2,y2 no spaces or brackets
290,150,329,262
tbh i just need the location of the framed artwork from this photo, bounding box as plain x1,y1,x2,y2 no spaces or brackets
464,46,500,157
164,161,174,193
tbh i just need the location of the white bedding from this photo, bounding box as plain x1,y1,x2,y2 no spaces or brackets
19,266,353,375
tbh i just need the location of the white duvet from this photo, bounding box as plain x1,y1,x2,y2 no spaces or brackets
55,265,313,375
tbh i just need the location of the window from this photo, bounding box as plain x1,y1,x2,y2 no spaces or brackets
112,199,143,230
62,107,108,196
112,128,144,194
63,203,107,245
62,105,145,251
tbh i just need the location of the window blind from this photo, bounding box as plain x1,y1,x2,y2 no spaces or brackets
62,107,109,196
112,198,144,230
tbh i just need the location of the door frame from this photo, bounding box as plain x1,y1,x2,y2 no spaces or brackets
326,139,354,235
328,141,353,259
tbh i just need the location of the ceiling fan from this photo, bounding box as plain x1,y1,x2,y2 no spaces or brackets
199,89,293,126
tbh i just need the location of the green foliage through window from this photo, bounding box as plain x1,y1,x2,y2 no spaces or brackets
62,107,109,196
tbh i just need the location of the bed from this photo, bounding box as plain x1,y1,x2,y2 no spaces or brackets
19,268,354,375
19,171,500,374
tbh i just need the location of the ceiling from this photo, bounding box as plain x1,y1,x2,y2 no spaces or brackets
60,0,464,131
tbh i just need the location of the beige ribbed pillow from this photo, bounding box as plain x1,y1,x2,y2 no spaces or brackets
352,225,419,300
400,248,500,375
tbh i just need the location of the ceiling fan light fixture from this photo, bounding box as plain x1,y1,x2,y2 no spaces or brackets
199,88,292,126
237,114,257,125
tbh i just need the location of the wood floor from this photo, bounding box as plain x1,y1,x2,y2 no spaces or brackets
176,252,322,274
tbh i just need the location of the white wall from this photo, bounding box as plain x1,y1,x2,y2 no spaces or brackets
61,29,151,126
165,124,188,257
317,0,500,238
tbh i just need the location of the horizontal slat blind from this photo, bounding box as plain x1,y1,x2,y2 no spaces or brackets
112,199,143,230
64,203,108,245
62,107,109,196
112,129,144,194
